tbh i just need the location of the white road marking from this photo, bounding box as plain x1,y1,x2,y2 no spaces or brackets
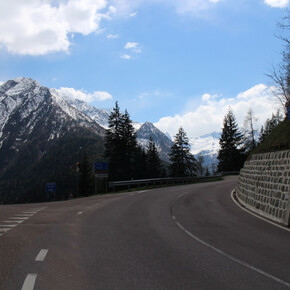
0,224,17,227
35,249,48,262
231,190,290,232
0,228,11,232
171,191,290,289
138,190,149,194
4,220,23,223
21,274,37,290
174,220,290,288
77,211,83,215
176,192,189,200
10,217,29,220
16,214,34,217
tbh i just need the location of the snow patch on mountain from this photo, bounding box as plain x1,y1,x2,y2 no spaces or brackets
189,132,220,172
51,88,110,128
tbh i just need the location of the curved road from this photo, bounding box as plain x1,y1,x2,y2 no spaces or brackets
0,176,289,289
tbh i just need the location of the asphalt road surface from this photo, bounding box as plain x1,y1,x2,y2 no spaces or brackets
0,176,289,290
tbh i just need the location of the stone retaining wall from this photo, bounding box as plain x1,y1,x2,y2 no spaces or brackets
236,150,290,226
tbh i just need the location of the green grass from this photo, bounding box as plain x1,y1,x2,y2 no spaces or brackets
251,119,290,155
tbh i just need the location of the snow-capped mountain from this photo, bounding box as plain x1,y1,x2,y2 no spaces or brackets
50,88,110,128
136,122,173,162
189,132,220,173
0,77,104,149
0,77,105,187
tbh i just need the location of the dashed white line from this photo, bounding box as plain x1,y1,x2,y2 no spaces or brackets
0,224,17,227
10,217,29,220
0,228,11,232
21,274,37,290
77,211,83,215
4,220,23,224
35,249,48,262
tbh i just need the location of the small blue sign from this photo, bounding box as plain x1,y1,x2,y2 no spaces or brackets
94,162,109,171
287,106,290,120
46,182,56,192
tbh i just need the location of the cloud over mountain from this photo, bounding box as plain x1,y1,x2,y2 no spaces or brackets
154,84,280,139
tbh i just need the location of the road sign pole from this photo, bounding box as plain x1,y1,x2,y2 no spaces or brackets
95,175,98,195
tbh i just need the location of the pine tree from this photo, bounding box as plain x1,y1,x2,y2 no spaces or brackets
104,103,138,181
79,152,94,196
217,110,245,172
258,110,284,143
169,127,197,177
120,110,138,180
146,136,162,178
104,102,123,180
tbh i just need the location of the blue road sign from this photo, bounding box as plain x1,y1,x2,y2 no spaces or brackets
94,162,109,171
46,182,56,192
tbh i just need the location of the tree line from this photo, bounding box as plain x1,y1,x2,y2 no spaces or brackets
103,102,198,181
217,108,284,172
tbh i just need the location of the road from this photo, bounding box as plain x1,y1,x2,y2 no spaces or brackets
0,176,289,289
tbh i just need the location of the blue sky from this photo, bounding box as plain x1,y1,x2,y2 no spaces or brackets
0,0,289,137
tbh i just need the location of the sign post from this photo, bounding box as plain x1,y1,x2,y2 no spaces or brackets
94,162,109,194
46,182,56,201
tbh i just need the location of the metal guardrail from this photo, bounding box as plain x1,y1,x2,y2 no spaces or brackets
108,175,224,192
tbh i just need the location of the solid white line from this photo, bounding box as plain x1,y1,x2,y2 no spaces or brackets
35,249,48,262
21,274,37,290
174,220,290,288
171,190,290,288
231,190,290,232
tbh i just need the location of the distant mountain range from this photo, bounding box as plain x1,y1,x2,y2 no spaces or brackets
0,77,220,201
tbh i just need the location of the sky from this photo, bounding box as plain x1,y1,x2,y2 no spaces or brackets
0,0,289,138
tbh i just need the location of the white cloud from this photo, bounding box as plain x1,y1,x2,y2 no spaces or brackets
264,0,289,8
154,84,280,139
125,41,142,53
0,0,113,55
121,54,131,59
121,41,142,59
125,42,138,49
110,0,222,15
130,11,138,17
107,34,119,39
56,87,113,103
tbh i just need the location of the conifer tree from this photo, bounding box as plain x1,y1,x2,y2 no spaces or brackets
120,109,138,179
146,136,162,178
258,110,284,143
104,102,138,181
217,110,245,172
104,102,123,180
169,127,197,177
79,152,93,196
